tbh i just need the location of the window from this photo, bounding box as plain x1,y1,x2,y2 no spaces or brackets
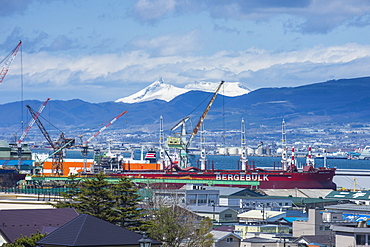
324,226,330,231
356,234,366,245
226,237,233,243
188,194,196,204
225,214,232,218
198,195,207,204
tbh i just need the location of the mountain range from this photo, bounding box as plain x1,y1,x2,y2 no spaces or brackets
1,76,370,138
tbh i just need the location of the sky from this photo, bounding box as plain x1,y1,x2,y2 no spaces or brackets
1,0,370,104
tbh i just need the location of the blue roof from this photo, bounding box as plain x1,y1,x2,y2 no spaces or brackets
0,160,33,166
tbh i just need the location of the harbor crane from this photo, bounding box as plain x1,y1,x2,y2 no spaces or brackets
0,41,22,84
27,104,75,176
167,80,224,168
80,111,128,173
16,98,50,170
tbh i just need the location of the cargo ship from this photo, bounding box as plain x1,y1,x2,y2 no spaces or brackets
31,81,336,190
92,147,336,190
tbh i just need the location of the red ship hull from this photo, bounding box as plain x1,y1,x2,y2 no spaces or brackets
109,167,336,190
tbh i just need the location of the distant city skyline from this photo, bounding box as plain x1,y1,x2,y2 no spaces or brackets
1,0,370,104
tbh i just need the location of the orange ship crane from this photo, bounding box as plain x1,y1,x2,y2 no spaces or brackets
80,111,128,173
0,41,22,84
27,104,75,176
168,80,224,168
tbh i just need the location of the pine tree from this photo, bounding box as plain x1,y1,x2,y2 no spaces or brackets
72,172,116,222
53,174,80,208
54,173,148,230
111,177,149,231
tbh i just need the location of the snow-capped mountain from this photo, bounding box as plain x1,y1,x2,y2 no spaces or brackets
115,78,189,103
115,78,250,103
185,81,250,97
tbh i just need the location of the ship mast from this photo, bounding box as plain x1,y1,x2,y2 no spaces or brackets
281,119,288,170
240,118,248,171
158,116,166,169
199,124,207,170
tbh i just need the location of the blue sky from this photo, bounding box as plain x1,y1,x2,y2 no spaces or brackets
1,0,370,104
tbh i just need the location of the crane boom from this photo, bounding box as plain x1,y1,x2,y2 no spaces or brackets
0,41,22,84
83,111,128,145
27,105,55,148
18,98,50,144
186,80,224,149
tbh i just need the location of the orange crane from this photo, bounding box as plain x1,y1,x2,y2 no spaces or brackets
80,111,128,173
0,41,22,84
168,80,224,168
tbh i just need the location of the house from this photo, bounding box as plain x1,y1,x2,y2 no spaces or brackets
234,224,290,239
331,221,370,246
36,214,161,247
210,230,242,247
293,209,334,237
150,184,220,206
295,235,335,247
187,205,238,223
237,210,286,223
0,208,79,245
324,203,370,221
240,236,299,247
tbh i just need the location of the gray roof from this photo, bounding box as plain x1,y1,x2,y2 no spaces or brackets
242,237,278,243
210,230,242,242
187,205,237,213
204,186,262,197
297,234,334,245
37,214,161,246
0,208,78,243
325,203,370,212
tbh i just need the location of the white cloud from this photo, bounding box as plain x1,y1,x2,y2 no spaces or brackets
5,43,368,99
130,30,201,56
133,0,177,22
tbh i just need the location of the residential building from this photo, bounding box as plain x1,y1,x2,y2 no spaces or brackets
238,210,286,224
235,224,289,239
210,230,242,247
187,205,238,223
36,214,161,247
0,208,79,245
331,222,370,246
293,208,333,237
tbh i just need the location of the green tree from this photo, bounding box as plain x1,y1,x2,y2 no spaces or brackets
72,172,116,222
2,232,46,247
111,177,149,231
53,174,80,208
54,172,147,231
148,205,213,247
